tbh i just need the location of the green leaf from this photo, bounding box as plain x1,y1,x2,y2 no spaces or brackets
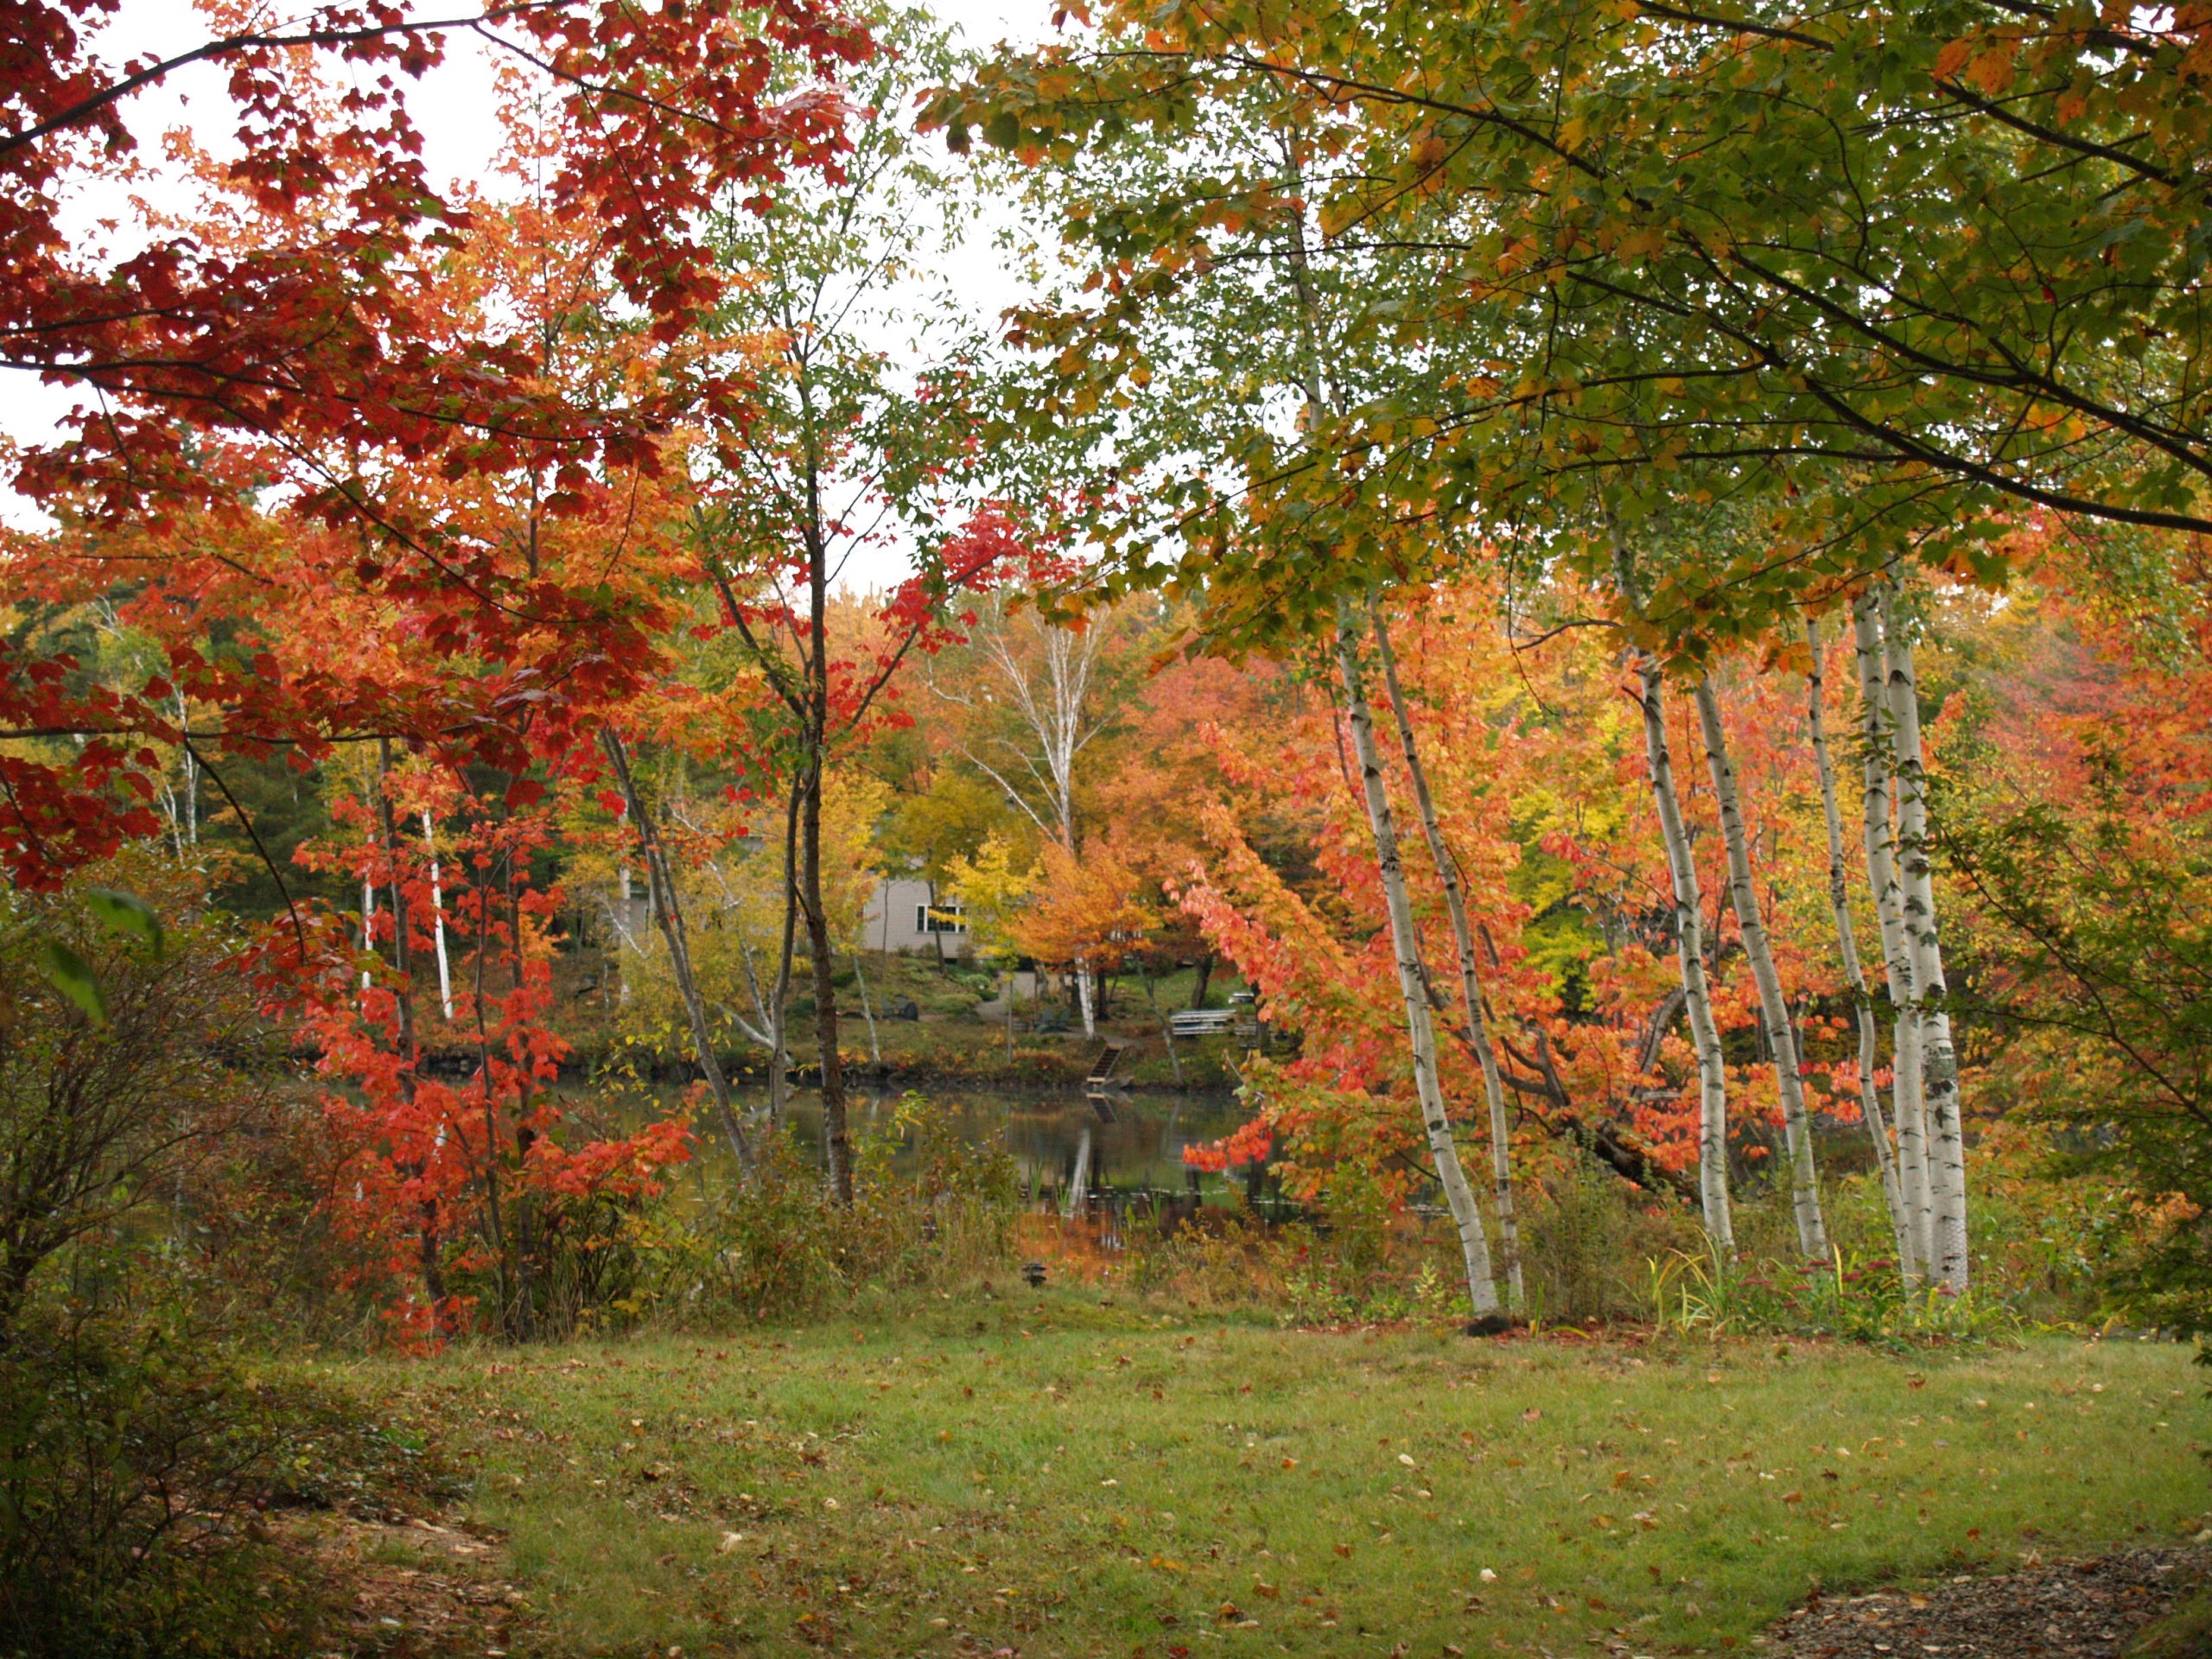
36,941,109,1027
982,111,1022,151
84,887,163,957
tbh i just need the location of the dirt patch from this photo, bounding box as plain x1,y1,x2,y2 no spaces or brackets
264,1505,531,1658
1765,1544,2211,1658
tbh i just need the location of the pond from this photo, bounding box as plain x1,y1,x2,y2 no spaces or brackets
620,1082,1275,1220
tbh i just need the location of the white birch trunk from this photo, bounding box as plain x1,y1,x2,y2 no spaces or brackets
360,874,376,993
851,950,882,1069
1693,678,1829,1261
1853,594,1934,1281
176,686,199,848
614,860,633,1005
1370,607,1522,1306
1803,616,1913,1272
1075,963,1097,1040
1615,539,1734,1252
1337,607,1502,1318
423,810,454,1021
1878,582,1969,1292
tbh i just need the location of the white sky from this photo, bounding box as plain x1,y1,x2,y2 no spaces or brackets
3,0,1053,587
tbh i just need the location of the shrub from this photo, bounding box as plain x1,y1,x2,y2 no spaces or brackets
0,1288,305,1658
676,1093,1023,1325
1641,1239,2021,1344
1518,1155,1696,1324
0,859,268,1344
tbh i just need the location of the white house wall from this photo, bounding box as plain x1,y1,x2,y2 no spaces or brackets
861,877,969,957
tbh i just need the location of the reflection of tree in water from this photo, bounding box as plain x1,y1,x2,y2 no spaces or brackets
588,1082,1248,1217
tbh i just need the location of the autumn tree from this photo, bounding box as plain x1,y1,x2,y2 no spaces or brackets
3,0,868,892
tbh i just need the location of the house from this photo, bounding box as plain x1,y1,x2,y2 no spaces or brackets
861,876,969,957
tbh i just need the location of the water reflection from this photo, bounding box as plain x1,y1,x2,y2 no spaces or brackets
608,1084,1255,1213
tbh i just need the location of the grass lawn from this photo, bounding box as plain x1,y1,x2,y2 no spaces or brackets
329,1299,2211,1657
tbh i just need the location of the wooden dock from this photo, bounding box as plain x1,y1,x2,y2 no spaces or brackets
1084,1038,1131,1120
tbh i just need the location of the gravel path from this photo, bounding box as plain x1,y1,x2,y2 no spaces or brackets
1765,1546,2209,1658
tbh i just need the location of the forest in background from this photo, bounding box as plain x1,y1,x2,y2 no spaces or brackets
7,0,2212,1651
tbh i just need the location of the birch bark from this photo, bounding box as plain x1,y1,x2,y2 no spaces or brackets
360,872,376,994
1803,616,1912,1271
1853,594,1933,1281
1878,583,1970,1292
1693,678,1829,1261
851,949,882,1069
1336,606,1503,1318
1614,537,1734,1252
1370,607,1522,1305
422,810,454,1021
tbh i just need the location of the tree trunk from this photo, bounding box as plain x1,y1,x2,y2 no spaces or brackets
1878,582,1969,1292
1615,537,1734,1253
373,741,445,1319
1804,614,1913,1273
851,949,882,1069
800,750,854,1205
1370,606,1522,1306
1336,604,1502,1318
1075,963,1097,1039
1852,594,1933,1281
360,869,376,994
600,729,748,1169
1693,677,1829,1261
422,810,454,1020
1190,952,1213,1011
769,782,800,1124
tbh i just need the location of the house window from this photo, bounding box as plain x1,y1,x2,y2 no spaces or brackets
916,902,966,934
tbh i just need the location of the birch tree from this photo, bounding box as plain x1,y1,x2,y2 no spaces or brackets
1370,605,1522,1305
1693,677,1829,1261
1803,614,1912,1271
1614,537,1734,1251
927,588,1127,1038
1336,606,1504,1320
1878,581,1970,1291
422,810,454,1022
1853,594,1934,1281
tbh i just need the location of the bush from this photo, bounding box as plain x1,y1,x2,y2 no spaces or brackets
1123,1206,1301,1311
676,1093,1022,1325
0,1290,305,1658
1517,1155,1697,1324
0,858,270,1339
1640,1238,2021,1344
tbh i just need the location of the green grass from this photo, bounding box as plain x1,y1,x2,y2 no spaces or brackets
2134,1583,2212,1657
326,1303,2211,1657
